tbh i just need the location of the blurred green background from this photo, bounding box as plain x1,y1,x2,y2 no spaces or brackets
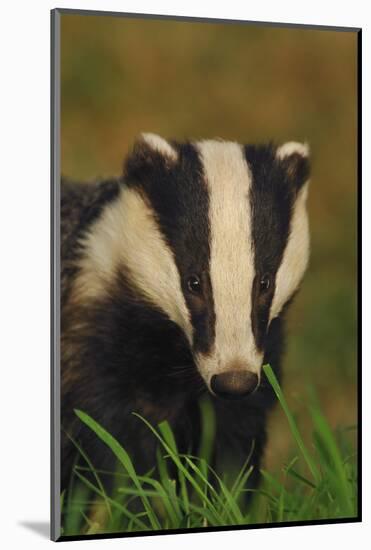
60,14,357,471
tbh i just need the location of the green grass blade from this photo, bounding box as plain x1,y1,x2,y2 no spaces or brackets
64,429,112,519
74,409,161,530
198,395,216,465
133,413,223,521
80,510,102,535
63,480,90,536
73,469,149,530
157,420,190,516
310,405,356,516
286,467,317,489
277,483,286,522
263,364,320,484
156,448,183,522
186,502,229,526
228,440,256,503
133,472,181,526
230,465,254,502
183,456,220,500
183,455,245,524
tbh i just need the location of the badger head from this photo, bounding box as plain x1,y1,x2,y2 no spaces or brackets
78,133,310,399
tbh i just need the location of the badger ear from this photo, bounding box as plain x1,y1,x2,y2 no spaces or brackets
276,141,310,190
124,133,178,182
139,133,178,161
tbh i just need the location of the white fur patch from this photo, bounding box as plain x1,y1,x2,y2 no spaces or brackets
276,141,310,160
196,140,263,383
72,186,192,341
140,132,178,161
270,184,310,320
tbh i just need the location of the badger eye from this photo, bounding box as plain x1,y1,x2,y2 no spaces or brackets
187,275,202,294
259,273,271,293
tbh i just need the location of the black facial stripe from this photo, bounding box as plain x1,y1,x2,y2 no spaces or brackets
245,144,296,350
124,141,216,354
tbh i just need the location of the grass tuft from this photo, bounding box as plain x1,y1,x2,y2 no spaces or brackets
61,366,357,536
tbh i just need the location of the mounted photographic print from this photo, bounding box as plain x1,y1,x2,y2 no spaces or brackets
51,8,361,542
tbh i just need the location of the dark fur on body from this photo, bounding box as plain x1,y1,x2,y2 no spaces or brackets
61,139,309,497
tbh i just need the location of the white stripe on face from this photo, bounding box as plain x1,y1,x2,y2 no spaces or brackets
72,186,193,341
196,140,263,383
270,183,310,321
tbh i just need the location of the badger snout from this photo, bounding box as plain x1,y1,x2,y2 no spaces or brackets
210,370,259,399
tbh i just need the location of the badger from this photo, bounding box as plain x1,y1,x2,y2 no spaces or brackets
60,133,310,497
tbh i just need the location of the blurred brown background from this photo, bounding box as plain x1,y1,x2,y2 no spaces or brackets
60,14,358,470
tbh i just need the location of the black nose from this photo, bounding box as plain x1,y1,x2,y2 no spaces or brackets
210,370,259,399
